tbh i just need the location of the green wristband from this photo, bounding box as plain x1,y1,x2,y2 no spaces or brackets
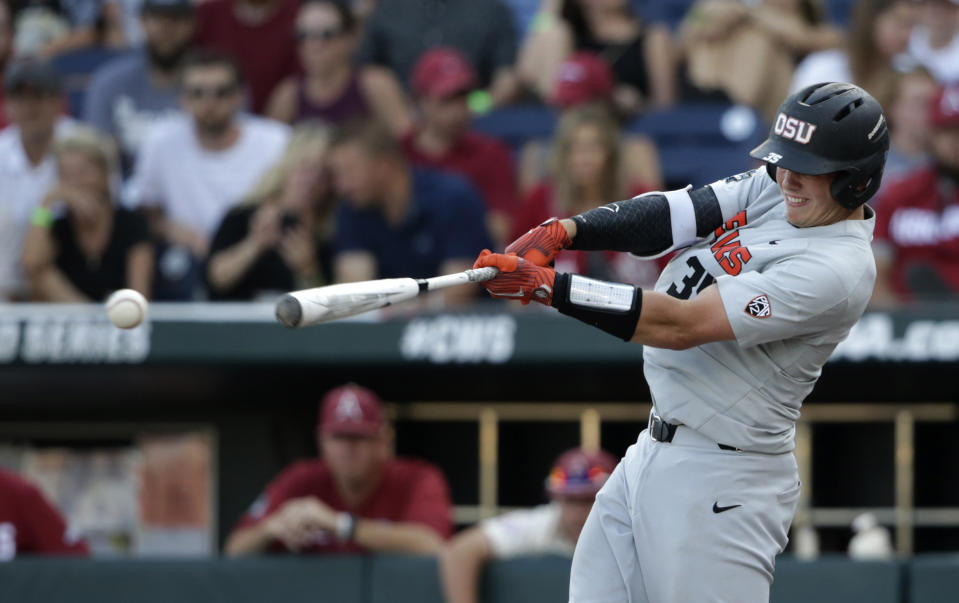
468,90,493,115
30,206,54,228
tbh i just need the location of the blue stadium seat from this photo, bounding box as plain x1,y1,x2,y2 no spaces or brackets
628,102,768,189
473,105,558,151
52,48,129,118
825,0,857,28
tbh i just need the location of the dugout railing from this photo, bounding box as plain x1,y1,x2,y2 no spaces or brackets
393,401,959,556
2,303,959,552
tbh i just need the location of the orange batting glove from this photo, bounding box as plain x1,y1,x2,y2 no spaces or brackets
473,250,556,306
504,218,571,266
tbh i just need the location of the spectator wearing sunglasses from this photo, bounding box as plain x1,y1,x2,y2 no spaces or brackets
265,0,410,135
131,49,290,299
194,0,299,114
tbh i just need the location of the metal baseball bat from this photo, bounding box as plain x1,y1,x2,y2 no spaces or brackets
275,267,500,328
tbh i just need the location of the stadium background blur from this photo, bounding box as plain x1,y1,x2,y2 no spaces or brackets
2,0,959,601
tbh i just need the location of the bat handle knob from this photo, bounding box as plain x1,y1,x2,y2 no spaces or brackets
275,294,303,328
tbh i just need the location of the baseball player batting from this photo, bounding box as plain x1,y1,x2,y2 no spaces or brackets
474,82,888,602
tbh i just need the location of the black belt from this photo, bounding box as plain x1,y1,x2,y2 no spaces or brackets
648,414,742,452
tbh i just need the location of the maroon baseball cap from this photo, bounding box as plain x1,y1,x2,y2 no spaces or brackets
930,84,959,127
318,384,385,436
545,448,618,497
411,47,477,99
552,52,614,109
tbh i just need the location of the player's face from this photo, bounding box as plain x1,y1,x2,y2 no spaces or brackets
890,73,936,144
329,142,379,207
141,12,195,67
320,432,387,486
6,87,61,141
873,1,916,59
420,93,471,139
568,124,607,187
182,66,241,136
58,150,109,198
556,496,594,543
296,2,353,72
776,168,850,228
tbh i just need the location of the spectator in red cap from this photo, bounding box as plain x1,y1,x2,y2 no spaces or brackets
440,447,618,603
402,47,518,247
225,384,453,555
552,51,614,110
517,52,662,194
0,466,89,559
518,0,676,113
872,83,959,305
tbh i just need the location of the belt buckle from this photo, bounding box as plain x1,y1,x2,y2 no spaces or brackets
649,414,665,442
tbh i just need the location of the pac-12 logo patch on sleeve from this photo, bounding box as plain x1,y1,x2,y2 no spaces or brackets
746,295,772,318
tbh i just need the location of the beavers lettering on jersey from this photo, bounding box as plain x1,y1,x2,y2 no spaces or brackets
710,210,752,276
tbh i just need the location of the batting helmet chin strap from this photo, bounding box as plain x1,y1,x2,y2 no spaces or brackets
765,151,888,211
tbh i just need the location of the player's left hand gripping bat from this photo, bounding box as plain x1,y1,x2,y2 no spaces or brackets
275,267,499,328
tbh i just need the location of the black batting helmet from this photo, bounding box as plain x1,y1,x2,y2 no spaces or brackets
749,82,889,210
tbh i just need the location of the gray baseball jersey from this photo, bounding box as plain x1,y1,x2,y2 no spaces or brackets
644,169,876,453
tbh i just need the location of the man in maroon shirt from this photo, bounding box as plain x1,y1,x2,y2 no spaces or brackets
873,84,959,305
0,467,89,559
402,48,517,247
194,0,299,114
225,384,453,555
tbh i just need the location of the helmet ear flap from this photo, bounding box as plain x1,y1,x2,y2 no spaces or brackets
829,153,887,210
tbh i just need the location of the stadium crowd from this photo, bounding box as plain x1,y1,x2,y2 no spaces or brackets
0,0,954,584
0,0,955,306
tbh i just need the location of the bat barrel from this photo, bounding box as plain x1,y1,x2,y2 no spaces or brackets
275,294,303,328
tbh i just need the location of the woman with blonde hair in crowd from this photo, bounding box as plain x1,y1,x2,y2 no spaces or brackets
510,104,661,287
791,0,917,108
21,127,153,301
206,122,336,300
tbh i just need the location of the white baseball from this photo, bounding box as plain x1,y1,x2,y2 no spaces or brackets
105,289,148,329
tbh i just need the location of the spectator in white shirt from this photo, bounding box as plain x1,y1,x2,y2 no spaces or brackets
0,60,75,300
131,49,290,299
908,0,959,85
440,448,618,603
791,0,917,108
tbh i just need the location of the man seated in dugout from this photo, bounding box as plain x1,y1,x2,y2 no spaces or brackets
440,448,618,603
225,384,453,555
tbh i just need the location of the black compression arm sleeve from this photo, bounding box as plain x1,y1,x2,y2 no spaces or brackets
568,186,722,254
